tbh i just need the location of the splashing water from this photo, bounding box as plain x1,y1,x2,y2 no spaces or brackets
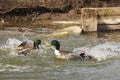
22,33,32,42
0,38,21,49
0,38,22,56
73,42,120,61
0,33,33,56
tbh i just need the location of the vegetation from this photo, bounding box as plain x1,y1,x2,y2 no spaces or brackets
0,0,119,15
0,0,119,29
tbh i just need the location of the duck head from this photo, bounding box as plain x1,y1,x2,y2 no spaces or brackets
49,40,60,50
33,39,45,49
37,39,42,44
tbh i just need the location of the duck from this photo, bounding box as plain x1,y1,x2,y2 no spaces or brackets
48,40,97,61
17,39,45,55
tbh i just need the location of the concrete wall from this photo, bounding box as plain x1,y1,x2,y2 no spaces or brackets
81,7,120,32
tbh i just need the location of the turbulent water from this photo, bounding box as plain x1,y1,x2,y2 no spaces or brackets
0,30,120,80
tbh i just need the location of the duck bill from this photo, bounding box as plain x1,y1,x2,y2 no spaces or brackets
47,44,52,46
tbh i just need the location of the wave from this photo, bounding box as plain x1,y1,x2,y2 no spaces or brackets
0,63,34,72
73,42,120,61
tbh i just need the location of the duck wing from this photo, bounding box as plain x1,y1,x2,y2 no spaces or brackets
18,48,31,56
59,51,82,60
59,51,72,55
18,41,27,47
68,53,84,60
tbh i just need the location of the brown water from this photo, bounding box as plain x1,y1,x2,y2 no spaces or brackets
0,30,120,80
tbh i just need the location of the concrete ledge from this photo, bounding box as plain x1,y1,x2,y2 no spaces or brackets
81,7,120,32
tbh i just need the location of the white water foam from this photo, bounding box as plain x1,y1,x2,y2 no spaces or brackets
22,33,32,42
73,42,120,61
0,38,21,49
0,34,33,56
0,34,32,50
0,38,21,56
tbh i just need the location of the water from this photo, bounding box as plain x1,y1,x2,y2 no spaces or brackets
0,30,120,80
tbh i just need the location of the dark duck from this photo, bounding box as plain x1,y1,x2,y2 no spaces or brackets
48,40,97,61
17,39,45,55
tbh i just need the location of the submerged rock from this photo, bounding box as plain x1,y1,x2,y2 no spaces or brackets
40,26,82,38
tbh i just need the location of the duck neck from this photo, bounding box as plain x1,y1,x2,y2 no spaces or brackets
54,49,60,56
33,40,39,49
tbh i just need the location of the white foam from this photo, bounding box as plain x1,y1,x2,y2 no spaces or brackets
73,42,120,61
22,33,32,42
0,37,31,56
0,34,32,50
0,38,21,50
0,38,21,55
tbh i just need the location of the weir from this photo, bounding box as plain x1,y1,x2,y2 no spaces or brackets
81,7,120,32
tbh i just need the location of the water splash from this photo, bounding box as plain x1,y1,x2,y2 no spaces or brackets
22,33,32,42
0,38,21,56
73,42,120,61
0,34,33,56
0,38,21,49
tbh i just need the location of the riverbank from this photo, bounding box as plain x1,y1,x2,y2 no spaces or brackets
0,7,120,38
0,11,81,29
0,11,83,38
